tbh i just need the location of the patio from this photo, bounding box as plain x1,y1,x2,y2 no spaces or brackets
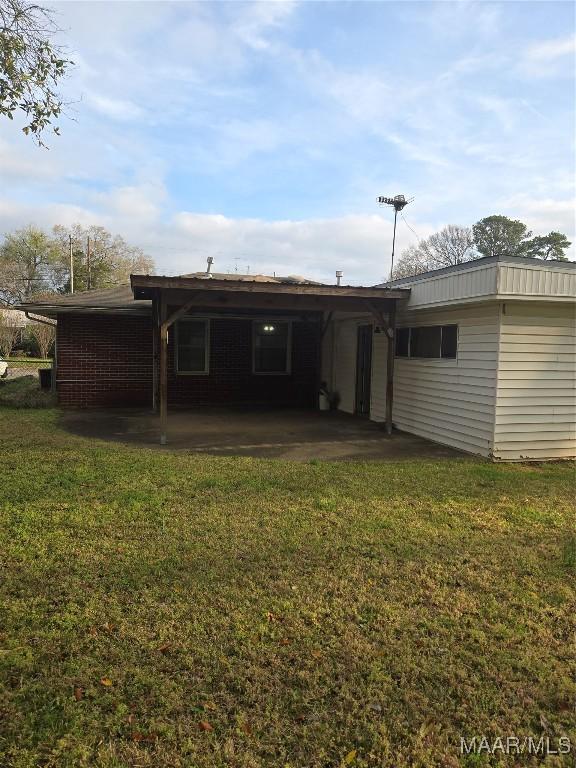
60,407,467,461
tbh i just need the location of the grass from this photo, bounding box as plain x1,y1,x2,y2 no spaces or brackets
0,376,55,408
0,408,574,768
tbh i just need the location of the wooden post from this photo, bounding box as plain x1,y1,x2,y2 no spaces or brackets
152,297,158,412
159,292,168,445
385,302,396,436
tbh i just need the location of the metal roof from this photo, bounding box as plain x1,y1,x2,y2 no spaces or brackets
379,254,575,287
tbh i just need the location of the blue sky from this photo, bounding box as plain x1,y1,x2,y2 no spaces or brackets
1,0,574,283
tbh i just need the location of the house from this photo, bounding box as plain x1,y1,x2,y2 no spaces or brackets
327,255,576,460
17,256,575,461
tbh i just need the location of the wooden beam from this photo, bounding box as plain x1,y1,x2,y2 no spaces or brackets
164,295,198,328
368,302,391,334
385,302,396,436
132,274,410,301
159,292,168,445
157,288,394,315
157,294,199,442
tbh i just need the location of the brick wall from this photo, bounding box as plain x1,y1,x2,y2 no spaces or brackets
57,313,319,408
57,314,153,407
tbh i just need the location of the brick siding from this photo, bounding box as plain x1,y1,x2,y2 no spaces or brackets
56,314,153,408
56,313,319,408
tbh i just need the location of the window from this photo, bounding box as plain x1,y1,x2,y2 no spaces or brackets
441,324,458,359
253,321,291,374
410,326,441,358
395,325,457,359
176,319,209,373
395,327,410,357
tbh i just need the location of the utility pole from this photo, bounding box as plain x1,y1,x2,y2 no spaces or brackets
69,235,74,293
377,194,413,281
86,236,91,290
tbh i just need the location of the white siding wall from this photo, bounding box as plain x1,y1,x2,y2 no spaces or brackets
376,304,500,456
400,263,498,308
332,305,500,457
493,302,576,461
392,260,575,310
498,264,576,301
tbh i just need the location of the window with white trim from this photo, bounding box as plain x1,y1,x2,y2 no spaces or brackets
395,324,457,359
253,321,291,374
176,319,209,373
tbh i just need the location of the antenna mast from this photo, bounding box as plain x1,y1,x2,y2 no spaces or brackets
377,194,413,281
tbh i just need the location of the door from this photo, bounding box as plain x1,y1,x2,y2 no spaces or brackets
355,324,373,416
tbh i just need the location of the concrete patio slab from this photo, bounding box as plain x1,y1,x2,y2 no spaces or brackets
60,407,470,461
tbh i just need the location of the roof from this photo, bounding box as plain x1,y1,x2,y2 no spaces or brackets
16,272,409,318
15,285,151,316
379,254,576,288
379,254,576,310
181,272,322,285
131,274,407,300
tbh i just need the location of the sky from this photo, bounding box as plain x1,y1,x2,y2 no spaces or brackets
1,0,575,285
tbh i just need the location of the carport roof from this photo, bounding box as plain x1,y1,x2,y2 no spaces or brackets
131,273,409,301
16,273,410,318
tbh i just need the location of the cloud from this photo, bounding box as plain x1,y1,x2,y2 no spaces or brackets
85,93,145,122
170,211,436,283
498,194,576,255
234,0,297,50
0,0,573,279
525,34,576,62
519,34,576,77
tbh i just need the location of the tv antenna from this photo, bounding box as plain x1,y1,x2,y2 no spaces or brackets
377,194,414,281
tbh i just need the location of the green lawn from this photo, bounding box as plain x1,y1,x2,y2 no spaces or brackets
0,408,574,768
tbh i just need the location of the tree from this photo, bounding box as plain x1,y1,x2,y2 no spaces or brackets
0,0,72,143
522,231,570,261
393,225,477,278
0,307,21,356
0,225,62,304
472,215,530,258
28,318,55,358
52,224,155,291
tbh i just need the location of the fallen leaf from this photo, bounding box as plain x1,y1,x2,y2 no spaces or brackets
203,701,217,711
131,732,157,743
73,686,83,701
156,642,172,654
100,678,113,687
311,649,322,659
343,749,357,765
198,721,213,732
240,721,252,735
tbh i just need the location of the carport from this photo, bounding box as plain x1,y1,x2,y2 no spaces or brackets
130,275,410,444
60,406,464,460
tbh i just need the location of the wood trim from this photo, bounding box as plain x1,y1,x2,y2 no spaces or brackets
385,302,396,436
132,274,409,301
151,289,398,315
